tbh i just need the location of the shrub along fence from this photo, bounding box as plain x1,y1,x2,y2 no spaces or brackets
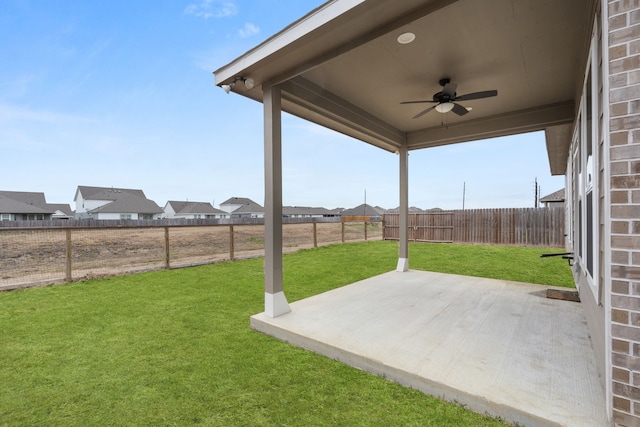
0,218,381,290
383,207,565,247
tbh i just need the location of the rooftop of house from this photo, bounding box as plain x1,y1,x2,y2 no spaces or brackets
76,185,147,201
220,197,264,213
220,197,262,207
0,190,72,215
166,201,227,215
283,206,337,216
89,194,163,214
0,195,53,214
540,189,565,203
341,203,385,217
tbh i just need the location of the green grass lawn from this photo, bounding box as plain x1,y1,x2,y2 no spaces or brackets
0,241,572,426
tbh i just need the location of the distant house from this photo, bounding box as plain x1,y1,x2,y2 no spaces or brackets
387,206,425,214
282,206,337,218
163,201,229,219
74,186,163,220
219,197,264,219
340,204,384,220
48,204,74,220
539,188,565,208
0,191,73,221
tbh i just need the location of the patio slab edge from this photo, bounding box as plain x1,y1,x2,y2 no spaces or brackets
250,313,561,427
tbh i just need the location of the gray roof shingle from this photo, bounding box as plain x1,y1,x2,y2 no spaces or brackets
0,196,53,214
283,206,335,216
220,197,264,214
540,189,565,203
166,201,226,215
0,191,48,208
90,194,163,214
341,204,384,217
76,185,146,201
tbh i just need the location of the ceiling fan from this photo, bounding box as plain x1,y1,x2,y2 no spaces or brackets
401,78,497,119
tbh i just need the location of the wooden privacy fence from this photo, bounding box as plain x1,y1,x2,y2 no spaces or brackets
383,207,565,247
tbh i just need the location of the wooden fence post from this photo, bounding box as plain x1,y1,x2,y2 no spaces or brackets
313,221,318,248
65,228,72,282
341,221,345,243
164,227,170,269
229,225,235,260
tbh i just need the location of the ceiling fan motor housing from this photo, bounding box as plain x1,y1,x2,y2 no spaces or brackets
434,78,455,102
433,91,455,102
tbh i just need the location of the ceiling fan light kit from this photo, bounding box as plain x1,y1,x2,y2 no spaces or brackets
435,102,454,113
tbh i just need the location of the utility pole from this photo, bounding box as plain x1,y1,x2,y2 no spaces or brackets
534,177,539,208
364,189,367,216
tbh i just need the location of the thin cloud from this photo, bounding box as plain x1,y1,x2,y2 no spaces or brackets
184,0,238,19
0,103,81,123
238,22,260,38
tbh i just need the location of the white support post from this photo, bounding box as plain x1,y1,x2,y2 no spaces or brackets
397,144,409,272
263,83,291,317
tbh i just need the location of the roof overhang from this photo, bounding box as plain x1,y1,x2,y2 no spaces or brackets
214,0,594,171
545,123,574,175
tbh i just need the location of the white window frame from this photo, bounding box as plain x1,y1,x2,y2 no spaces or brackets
575,24,600,303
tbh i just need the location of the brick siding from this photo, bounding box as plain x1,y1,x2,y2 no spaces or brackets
608,0,640,425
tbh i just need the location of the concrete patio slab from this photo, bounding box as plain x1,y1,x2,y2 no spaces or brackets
251,270,608,427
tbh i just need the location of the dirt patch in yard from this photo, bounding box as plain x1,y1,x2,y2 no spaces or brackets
0,222,382,289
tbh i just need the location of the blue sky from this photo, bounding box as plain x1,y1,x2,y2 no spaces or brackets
1,0,565,210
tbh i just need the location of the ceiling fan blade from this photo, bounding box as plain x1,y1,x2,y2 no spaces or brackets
413,105,437,119
442,82,457,98
455,89,497,101
451,103,469,116
400,100,438,104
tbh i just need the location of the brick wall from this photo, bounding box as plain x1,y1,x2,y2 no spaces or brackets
608,0,640,425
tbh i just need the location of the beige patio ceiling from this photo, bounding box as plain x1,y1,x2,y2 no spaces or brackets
215,0,594,171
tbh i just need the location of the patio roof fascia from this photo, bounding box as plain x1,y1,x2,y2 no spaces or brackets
213,0,364,86
406,101,576,151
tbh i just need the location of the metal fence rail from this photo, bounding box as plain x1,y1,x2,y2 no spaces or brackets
0,219,382,290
